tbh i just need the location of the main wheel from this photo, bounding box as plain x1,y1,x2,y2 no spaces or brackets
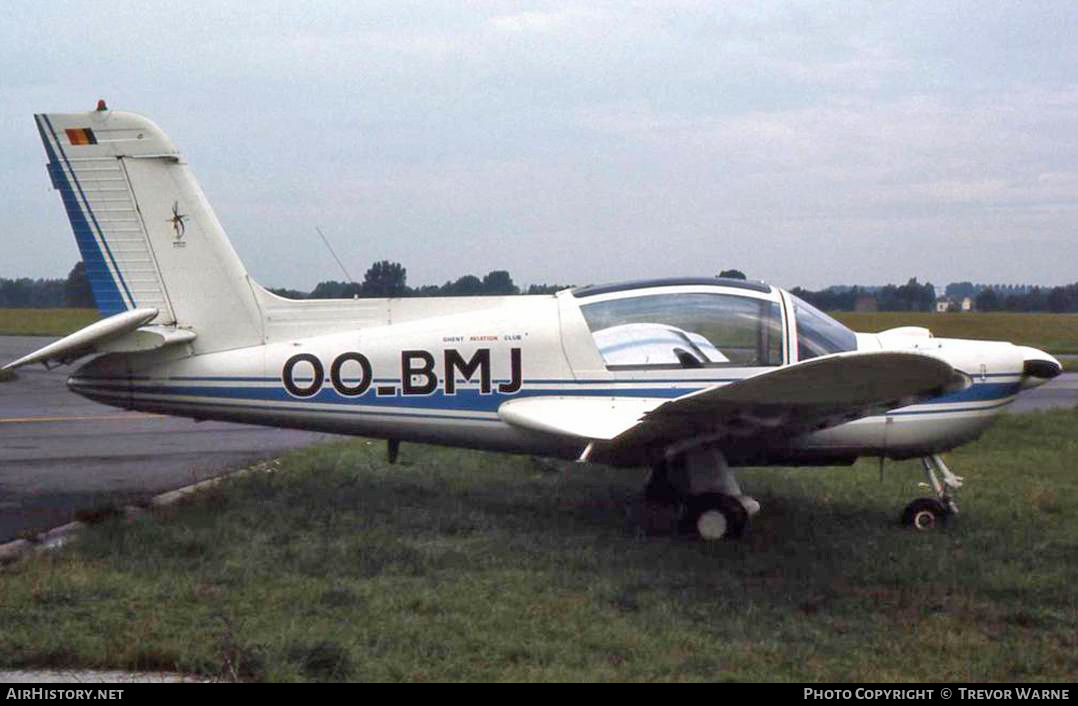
680,493,749,540
643,463,681,506
900,498,949,530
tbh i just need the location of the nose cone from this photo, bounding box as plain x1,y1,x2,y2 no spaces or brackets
1018,346,1062,388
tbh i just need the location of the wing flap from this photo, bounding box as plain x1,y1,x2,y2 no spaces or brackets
498,396,667,440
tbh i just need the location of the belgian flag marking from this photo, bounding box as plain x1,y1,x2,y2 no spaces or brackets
65,128,97,146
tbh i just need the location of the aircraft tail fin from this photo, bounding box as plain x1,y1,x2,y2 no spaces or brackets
35,107,262,353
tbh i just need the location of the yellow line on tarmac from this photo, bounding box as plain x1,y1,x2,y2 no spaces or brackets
0,413,167,425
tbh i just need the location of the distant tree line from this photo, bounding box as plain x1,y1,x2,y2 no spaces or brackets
0,259,571,308
946,282,1042,299
791,278,938,312
268,261,573,299
971,284,1078,313
6,261,1078,313
0,263,93,308
940,281,1077,313
790,278,1078,313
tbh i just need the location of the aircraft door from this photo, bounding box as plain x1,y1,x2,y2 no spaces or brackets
556,291,611,380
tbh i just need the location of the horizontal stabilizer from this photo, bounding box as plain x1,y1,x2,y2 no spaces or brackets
98,325,197,353
1,308,196,371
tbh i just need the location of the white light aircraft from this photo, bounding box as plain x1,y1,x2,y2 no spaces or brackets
5,104,1063,540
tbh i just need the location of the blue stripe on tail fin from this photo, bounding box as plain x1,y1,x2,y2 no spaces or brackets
35,115,129,317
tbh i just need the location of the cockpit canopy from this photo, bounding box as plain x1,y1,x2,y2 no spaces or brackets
787,293,859,361
572,279,857,369
580,291,784,368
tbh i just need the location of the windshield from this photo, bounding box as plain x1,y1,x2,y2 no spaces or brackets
791,294,858,360
580,292,783,368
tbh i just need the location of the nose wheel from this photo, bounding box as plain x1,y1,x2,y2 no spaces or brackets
901,454,962,530
901,497,949,530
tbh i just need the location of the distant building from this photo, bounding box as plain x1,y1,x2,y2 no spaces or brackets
854,295,878,312
936,296,974,312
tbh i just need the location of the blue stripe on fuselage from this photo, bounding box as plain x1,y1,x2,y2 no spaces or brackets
74,379,1021,415
929,381,1021,404
105,382,690,413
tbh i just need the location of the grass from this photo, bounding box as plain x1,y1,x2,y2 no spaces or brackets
834,312,1078,354
1,409,1076,682
0,308,98,336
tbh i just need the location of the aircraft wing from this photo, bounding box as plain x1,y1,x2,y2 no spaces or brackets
498,351,968,447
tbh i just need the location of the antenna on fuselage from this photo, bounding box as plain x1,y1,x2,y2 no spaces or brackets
315,226,358,288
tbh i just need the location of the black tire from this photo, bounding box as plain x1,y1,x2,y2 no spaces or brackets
680,493,749,540
643,463,681,506
900,498,949,530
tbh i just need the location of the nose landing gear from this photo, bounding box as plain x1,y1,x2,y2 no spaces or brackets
901,453,963,530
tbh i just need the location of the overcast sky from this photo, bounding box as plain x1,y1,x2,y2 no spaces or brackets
2,1,1076,291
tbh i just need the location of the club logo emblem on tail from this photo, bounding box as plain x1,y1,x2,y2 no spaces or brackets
168,201,188,247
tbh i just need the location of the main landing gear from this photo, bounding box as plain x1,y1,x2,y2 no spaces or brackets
645,447,759,541
900,453,963,530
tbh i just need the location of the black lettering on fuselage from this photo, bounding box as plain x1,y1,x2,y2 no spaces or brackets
402,350,437,395
497,347,523,394
282,353,324,398
330,352,373,397
283,347,523,399
444,349,492,394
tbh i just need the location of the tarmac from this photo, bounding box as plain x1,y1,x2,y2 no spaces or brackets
0,336,329,543
0,670,201,683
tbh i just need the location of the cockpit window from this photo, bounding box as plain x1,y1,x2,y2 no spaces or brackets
791,294,858,360
580,293,783,368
